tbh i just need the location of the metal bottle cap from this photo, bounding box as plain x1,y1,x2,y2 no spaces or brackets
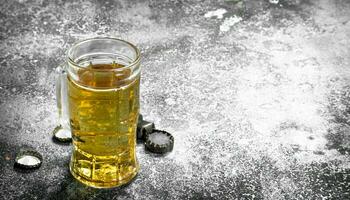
145,130,174,154
137,114,155,140
52,125,72,142
15,149,43,169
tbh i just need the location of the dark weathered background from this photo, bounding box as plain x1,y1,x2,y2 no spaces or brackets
0,0,350,199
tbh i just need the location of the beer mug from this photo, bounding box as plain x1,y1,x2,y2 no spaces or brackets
56,37,141,188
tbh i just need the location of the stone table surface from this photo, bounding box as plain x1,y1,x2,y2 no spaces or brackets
1,0,350,199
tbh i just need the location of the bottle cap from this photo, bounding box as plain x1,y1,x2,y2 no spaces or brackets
15,148,43,169
137,117,155,140
52,125,72,142
138,114,143,124
145,130,174,154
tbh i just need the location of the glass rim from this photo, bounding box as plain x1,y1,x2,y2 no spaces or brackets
67,37,141,71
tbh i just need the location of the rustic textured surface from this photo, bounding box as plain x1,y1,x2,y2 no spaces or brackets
1,0,350,199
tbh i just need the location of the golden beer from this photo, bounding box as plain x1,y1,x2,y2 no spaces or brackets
68,63,140,188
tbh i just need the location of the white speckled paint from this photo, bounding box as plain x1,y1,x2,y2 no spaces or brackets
0,0,350,199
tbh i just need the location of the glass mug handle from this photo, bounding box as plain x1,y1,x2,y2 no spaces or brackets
54,64,71,139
